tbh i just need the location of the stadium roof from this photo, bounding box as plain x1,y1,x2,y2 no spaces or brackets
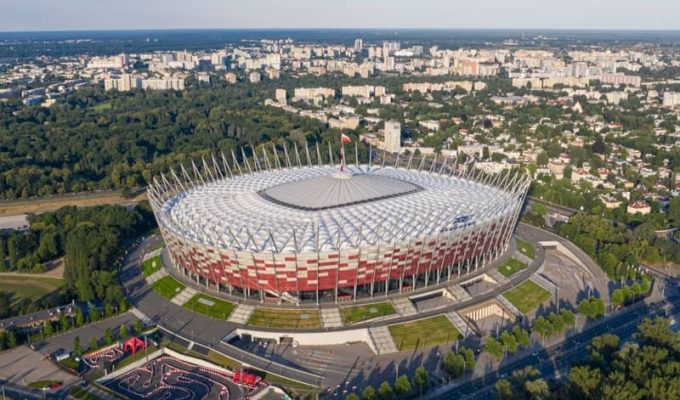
155,165,524,253
260,172,422,210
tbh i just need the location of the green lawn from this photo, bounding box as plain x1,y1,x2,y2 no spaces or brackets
183,294,235,319
141,256,162,277
0,277,64,306
28,380,62,389
497,258,527,278
340,302,396,325
248,308,321,329
150,276,185,300
516,239,536,259
503,281,552,314
389,315,460,351
92,102,112,111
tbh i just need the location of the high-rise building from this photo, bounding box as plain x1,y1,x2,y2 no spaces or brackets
354,38,363,52
275,88,287,105
384,121,401,153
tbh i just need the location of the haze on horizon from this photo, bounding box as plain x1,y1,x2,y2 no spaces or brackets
1,0,679,32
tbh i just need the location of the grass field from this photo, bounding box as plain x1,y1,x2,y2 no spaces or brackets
0,276,64,306
503,280,551,313
183,294,235,319
92,102,112,111
516,239,536,259
141,256,162,277
497,258,527,278
248,308,321,329
0,190,146,217
340,302,396,325
150,276,185,300
389,315,460,351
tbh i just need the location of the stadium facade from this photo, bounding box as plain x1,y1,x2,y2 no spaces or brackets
148,145,530,303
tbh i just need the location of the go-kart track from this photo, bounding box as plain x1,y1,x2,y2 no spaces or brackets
103,355,261,400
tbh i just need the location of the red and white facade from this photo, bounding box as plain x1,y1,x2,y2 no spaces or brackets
148,146,530,303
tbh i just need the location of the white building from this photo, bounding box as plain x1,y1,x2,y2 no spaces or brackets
663,92,680,107
384,121,401,153
275,89,287,105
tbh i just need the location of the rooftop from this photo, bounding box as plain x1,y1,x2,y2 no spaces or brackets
259,172,422,210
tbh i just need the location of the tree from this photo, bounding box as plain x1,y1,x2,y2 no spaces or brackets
6,330,17,348
500,331,518,354
512,326,531,348
103,328,114,345
43,321,54,337
59,314,69,332
443,350,465,376
413,366,429,396
394,375,411,396
524,379,550,399
132,320,143,335
494,379,515,400
73,336,82,356
118,324,128,339
88,336,98,351
460,347,476,370
589,334,620,365
484,337,505,360
362,385,376,400
668,196,680,225
578,297,605,319
346,394,359,400
75,308,85,327
378,381,393,400
611,289,625,307
568,366,601,399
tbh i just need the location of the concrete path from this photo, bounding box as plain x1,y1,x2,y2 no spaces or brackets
368,326,398,355
227,304,255,324
495,294,522,317
391,296,417,316
445,310,473,338
486,268,509,284
320,308,343,328
171,287,197,306
145,268,168,285
447,284,472,302
530,273,558,294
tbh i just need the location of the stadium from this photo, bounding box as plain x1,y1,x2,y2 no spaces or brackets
147,144,531,304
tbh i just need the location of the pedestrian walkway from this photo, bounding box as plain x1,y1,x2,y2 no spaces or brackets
445,310,473,338
170,287,197,306
391,296,417,316
496,294,522,317
320,308,343,328
530,273,558,294
227,304,255,324
142,247,163,261
368,326,399,355
486,268,509,284
145,268,168,285
447,284,472,302
129,307,152,326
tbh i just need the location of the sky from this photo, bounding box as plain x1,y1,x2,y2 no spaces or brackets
1,0,679,32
